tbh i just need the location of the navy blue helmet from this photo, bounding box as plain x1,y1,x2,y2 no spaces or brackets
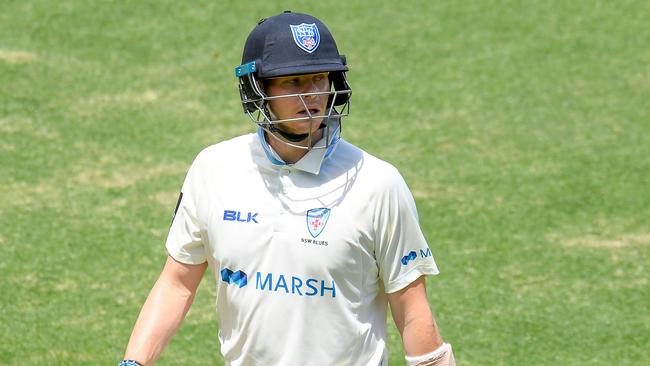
235,11,351,149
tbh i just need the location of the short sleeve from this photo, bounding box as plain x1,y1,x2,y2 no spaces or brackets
165,154,208,265
373,168,439,293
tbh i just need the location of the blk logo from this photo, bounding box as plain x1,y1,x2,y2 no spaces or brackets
221,268,248,288
223,210,259,223
401,251,417,266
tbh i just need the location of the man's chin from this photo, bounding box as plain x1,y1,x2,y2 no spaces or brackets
278,118,324,135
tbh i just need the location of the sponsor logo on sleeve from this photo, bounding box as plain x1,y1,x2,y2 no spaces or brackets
400,247,433,266
401,251,417,265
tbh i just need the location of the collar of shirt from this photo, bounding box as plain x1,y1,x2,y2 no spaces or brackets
256,120,341,175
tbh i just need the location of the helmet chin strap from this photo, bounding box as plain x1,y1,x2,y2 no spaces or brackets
268,123,325,143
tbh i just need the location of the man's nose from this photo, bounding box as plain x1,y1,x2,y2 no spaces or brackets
302,79,321,94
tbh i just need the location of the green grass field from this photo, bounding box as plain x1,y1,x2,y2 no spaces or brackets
2,1,649,365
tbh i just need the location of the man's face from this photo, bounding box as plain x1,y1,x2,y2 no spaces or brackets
264,72,330,136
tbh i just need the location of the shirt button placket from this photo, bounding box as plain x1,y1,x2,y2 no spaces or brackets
279,167,291,194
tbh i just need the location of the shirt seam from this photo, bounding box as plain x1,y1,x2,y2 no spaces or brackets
384,263,439,294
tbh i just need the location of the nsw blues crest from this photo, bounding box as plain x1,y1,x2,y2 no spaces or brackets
306,208,330,238
290,23,320,53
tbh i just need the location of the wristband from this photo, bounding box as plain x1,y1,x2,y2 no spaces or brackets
118,360,143,366
405,343,455,366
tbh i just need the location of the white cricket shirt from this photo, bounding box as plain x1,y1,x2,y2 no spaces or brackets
166,130,439,366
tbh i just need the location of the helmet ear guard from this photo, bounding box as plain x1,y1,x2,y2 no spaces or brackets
237,61,266,114
328,55,351,107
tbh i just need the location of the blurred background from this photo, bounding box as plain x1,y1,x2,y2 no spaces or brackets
1,1,649,365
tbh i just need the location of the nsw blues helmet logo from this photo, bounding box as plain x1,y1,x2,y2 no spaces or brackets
290,23,320,53
306,207,330,238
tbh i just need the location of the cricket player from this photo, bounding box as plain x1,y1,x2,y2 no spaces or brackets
119,11,455,366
